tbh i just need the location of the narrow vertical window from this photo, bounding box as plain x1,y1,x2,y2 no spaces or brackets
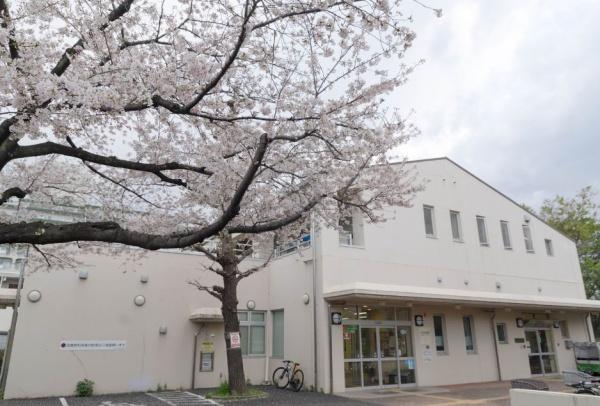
500,221,512,249
450,211,462,241
423,205,436,237
545,239,554,256
523,224,534,252
476,216,488,246
272,310,284,358
496,323,508,344
433,315,447,354
463,316,476,353
339,216,354,245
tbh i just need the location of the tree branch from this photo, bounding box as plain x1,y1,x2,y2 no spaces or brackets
0,133,270,248
0,186,27,206
12,139,213,186
228,199,319,234
188,280,223,300
0,0,19,59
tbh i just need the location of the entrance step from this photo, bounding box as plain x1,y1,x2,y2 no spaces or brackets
147,391,220,406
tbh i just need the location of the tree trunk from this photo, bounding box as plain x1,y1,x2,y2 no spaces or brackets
220,269,247,394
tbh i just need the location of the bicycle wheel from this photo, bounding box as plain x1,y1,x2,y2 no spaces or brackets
290,369,304,392
272,367,290,389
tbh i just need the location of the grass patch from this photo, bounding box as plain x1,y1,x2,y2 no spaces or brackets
206,382,267,401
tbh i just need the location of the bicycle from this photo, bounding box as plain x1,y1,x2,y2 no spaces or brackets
272,360,304,391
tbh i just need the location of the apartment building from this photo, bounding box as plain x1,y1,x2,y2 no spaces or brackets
2,157,599,398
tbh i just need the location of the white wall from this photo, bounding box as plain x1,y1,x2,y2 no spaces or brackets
321,158,585,300
5,246,315,398
510,389,600,406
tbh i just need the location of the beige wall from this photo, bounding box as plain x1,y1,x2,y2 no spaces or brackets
5,247,315,399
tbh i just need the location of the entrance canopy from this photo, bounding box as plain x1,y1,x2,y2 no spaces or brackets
189,307,223,322
324,283,600,312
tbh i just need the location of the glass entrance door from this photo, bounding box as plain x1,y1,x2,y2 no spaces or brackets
525,329,557,375
344,324,415,388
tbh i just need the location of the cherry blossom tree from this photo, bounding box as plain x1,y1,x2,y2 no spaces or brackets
0,0,437,394
0,0,423,250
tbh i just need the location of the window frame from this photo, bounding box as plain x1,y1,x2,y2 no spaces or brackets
462,315,477,354
450,210,463,242
500,220,512,250
496,323,508,344
544,239,554,256
523,224,534,253
271,309,284,359
423,205,437,238
476,215,489,246
433,314,448,355
238,310,266,356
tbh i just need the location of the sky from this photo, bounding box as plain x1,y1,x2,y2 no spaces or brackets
390,0,600,209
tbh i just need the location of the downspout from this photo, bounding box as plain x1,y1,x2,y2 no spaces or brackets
584,312,594,342
263,311,270,383
0,252,26,394
490,312,502,381
328,303,333,393
311,213,319,391
191,330,200,389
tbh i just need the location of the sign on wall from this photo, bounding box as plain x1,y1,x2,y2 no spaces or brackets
331,312,342,325
229,332,241,349
60,340,126,351
414,315,424,327
201,341,214,353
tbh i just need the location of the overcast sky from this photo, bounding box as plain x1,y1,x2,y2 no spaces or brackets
391,0,600,209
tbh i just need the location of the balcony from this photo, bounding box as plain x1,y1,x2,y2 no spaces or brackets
274,234,311,258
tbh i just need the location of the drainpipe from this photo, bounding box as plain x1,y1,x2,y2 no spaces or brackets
584,312,594,342
0,247,27,394
328,303,333,394
489,311,502,381
311,214,319,391
191,330,200,389
263,311,270,384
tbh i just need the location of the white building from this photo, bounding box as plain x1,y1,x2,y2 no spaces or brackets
2,157,600,398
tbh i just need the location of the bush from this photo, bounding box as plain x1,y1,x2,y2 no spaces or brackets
214,380,230,396
75,379,94,397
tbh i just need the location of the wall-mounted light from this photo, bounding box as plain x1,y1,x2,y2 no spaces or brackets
246,300,256,310
537,286,542,293
134,295,146,306
78,270,88,280
159,326,167,335
27,290,41,303
464,280,469,286
437,277,443,284
140,275,149,284
302,293,310,305
495,282,502,290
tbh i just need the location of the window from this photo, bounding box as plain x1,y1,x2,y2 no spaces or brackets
545,239,554,256
0,245,9,255
433,315,447,354
238,311,265,356
272,310,284,358
500,221,512,249
559,320,570,338
423,205,436,237
0,258,12,270
476,216,488,246
463,316,476,353
339,212,364,246
523,224,534,252
496,323,508,344
450,211,462,241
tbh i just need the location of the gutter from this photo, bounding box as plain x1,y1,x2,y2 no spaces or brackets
489,311,502,381
191,330,200,389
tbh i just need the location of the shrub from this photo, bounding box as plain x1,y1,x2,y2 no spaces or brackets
75,379,94,397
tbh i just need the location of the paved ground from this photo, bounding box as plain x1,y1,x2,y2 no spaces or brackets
0,378,581,406
338,377,572,406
